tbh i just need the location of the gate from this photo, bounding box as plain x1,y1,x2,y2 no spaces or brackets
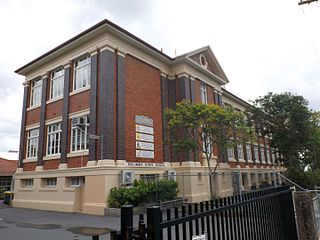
111,186,298,240
313,194,320,236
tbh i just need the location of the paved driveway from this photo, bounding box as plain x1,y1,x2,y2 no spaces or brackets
0,203,132,240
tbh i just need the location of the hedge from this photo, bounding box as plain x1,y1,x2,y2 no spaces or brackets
107,179,178,208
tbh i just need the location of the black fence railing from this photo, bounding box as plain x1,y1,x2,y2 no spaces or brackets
110,186,298,240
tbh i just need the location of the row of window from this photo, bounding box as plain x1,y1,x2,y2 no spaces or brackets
29,56,91,107
26,115,89,159
22,176,85,188
227,144,277,163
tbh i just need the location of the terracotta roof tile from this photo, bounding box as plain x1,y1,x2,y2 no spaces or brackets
0,158,18,176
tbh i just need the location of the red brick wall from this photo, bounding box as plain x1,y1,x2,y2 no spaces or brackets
194,79,201,103
69,90,90,114
25,108,41,126
125,55,163,162
207,85,214,104
43,159,60,170
68,156,88,168
46,99,63,120
23,162,37,171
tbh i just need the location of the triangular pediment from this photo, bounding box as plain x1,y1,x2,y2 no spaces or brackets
176,46,229,83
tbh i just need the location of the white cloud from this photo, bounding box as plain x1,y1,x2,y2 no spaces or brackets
0,0,319,159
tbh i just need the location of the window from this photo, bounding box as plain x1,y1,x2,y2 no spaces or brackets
140,174,159,183
71,116,89,152
26,128,39,158
237,144,244,160
44,178,57,187
74,56,91,90
23,179,33,188
198,172,203,182
254,145,259,162
47,123,62,155
260,147,265,162
200,82,208,104
266,148,270,162
227,147,235,159
246,144,252,161
202,134,212,155
69,176,85,187
30,79,42,107
50,68,64,99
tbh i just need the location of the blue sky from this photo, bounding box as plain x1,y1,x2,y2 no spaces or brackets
0,0,319,159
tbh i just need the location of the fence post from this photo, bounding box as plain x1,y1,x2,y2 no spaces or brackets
147,206,161,240
121,205,133,240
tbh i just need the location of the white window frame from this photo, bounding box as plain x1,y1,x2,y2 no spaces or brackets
71,115,89,152
200,82,208,105
50,68,64,99
246,144,252,161
260,147,265,162
227,147,235,159
237,144,244,160
73,56,91,91
30,79,42,107
47,122,62,156
266,147,270,162
44,178,57,188
254,145,259,162
24,179,34,188
69,176,85,187
202,133,212,155
26,128,39,159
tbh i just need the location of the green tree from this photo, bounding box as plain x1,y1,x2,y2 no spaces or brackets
166,100,252,199
248,92,320,188
248,92,312,166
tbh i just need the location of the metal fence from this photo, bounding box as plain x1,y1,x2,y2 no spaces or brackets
110,186,298,240
313,194,320,236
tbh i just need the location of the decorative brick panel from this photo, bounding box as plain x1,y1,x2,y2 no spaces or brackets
23,162,37,172
45,99,63,120
117,55,126,160
25,107,41,126
99,49,115,160
69,90,90,114
67,156,89,168
89,54,98,161
43,159,60,170
60,67,70,163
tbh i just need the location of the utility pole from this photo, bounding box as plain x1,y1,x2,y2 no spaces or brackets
298,0,318,5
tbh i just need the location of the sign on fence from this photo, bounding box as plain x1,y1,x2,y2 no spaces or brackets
192,233,206,240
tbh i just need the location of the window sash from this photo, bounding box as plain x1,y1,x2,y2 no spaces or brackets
25,179,33,187
30,79,42,106
71,116,89,152
47,123,62,155
51,69,64,99
27,128,39,158
74,56,91,90
246,144,252,161
266,148,270,162
237,144,244,159
45,178,57,187
254,146,259,161
227,147,235,159
260,147,265,162
200,83,208,104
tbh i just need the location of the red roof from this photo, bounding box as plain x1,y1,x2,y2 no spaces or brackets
0,158,18,176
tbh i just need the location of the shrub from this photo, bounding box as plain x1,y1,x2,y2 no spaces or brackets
107,179,178,208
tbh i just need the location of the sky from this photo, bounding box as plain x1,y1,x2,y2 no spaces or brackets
0,0,319,159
